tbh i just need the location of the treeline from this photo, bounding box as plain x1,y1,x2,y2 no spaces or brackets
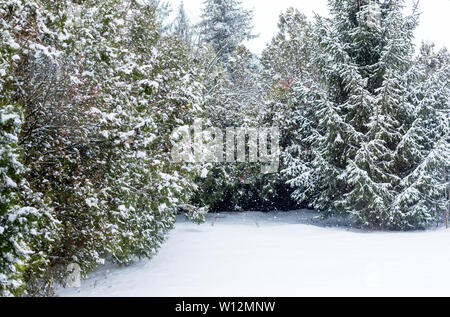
193,0,450,229
0,0,449,297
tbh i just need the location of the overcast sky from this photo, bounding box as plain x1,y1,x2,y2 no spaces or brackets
168,0,450,55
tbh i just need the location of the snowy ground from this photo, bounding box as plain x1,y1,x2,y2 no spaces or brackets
56,210,450,297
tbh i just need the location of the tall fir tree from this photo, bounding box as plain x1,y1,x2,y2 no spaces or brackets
199,0,256,64
173,1,193,45
282,0,449,229
388,43,450,228
262,8,317,210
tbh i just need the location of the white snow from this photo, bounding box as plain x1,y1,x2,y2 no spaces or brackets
56,210,450,297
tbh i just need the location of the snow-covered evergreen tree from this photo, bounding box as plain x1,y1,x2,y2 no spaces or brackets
282,0,449,229
30,0,207,269
173,1,193,45
261,8,318,211
1,0,208,295
104,0,206,262
0,0,60,296
264,8,332,212
199,0,256,64
388,44,450,228
192,44,273,212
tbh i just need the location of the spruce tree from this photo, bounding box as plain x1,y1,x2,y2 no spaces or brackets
282,0,449,229
173,1,192,45
192,45,268,212
388,44,450,228
199,0,256,64
261,8,317,211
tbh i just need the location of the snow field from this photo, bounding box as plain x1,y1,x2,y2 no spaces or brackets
57,210,450,297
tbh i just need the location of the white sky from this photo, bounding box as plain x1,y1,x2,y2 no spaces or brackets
169,0,450,55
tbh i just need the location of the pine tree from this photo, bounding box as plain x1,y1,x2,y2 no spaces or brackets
262,8,318,210
192,37,292,212
261,8,314,89
388,44,450,228
281,7,365,215
281,0,449,229
342,1,426,229
199,0,256,64
173,1,192,46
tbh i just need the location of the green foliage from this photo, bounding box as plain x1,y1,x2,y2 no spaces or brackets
281,1,449,230
1,0,207,296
